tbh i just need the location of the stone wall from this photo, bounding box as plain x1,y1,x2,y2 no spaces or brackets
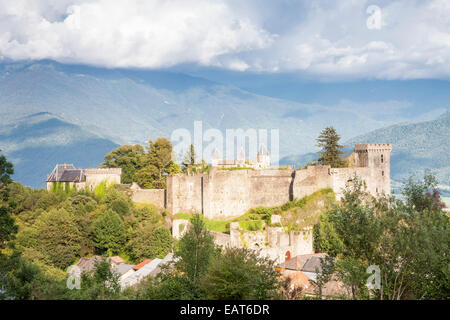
162,144,391,220
227,221,314,264
131,189,165,208
84,168,122,190
166,174,203,214
169,169,294,220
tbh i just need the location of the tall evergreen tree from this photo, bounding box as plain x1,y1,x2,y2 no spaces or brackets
315,127,346,168
182,144,196,171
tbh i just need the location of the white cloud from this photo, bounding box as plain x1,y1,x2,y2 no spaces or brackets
0,0,450,80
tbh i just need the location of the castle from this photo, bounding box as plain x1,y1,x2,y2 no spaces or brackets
211,145,271,169
163,143,392,220
46,143,392,263
167,143,392,263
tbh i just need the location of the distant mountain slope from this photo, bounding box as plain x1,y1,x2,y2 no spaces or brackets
0,60,445,188
0,60,393,155
0,113,118,188
280,111,450,188
346,110,450,185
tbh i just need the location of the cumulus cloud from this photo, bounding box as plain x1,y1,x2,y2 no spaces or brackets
0,0,450,80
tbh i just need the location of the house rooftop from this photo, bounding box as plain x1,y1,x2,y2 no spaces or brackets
278,253,327,272
133,259,152,270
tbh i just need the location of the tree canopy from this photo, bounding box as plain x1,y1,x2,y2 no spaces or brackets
102,138,180,189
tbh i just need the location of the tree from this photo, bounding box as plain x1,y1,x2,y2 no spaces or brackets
182,144,196,172
176,214,216,288
134,138,180,189
146,138,174,180
128,226,173,261
315,127,346,168
93,209,126,254
0,149,14,201
34,209,82,269
200,247,281,300
102,145,145,184
67,258,121,300
316,174,449,300
0,206,18,249
314,256,336,299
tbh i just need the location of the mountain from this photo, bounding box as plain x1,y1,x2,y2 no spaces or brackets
0,60,447,188
346,111,450,187
281,111,450,190
0,112,118,188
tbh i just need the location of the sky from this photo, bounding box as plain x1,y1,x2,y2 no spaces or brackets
1,0,450,81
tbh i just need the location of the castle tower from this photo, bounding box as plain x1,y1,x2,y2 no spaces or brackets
354,144,392,194
257,144,270,168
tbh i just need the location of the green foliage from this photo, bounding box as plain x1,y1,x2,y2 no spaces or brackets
315,126,346,168
200,247,280,300
128,226,173,262
34,208,82,269
102,138,181,189
67,258,121,300
315,174,449,300
92,179,111,198
0,206,18,249
0,149,14,200
238,220,263,231
1,176,170,299
176,214,216,288
93,209,126,254
182,144,196,171
102,144,145,184
0,253,66,300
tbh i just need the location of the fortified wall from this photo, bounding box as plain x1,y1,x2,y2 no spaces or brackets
172,216,314,264
166,144,392,219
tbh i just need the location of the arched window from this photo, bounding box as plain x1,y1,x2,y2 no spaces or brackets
381,154,384,163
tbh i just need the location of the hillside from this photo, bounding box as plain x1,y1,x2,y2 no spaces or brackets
0,112,118,188
1,60,448,189
0,60,401,188
346,110,450,187
280,111,450,190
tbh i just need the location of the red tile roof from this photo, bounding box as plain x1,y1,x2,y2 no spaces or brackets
133,259,152,270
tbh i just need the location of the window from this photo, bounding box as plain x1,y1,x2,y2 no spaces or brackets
382,171,384,176
381,154,384,163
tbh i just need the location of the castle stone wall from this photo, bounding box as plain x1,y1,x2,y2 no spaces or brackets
249,170,292,208
293,166,332,199
131,189,165,208
165,144,391,219
203,169,252,219
166,174,203,214
84,168,122,190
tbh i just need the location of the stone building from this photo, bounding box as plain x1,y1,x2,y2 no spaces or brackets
46,164,121,191
211,144,271,169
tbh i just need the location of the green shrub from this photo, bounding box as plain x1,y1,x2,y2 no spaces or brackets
239,220,263,231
